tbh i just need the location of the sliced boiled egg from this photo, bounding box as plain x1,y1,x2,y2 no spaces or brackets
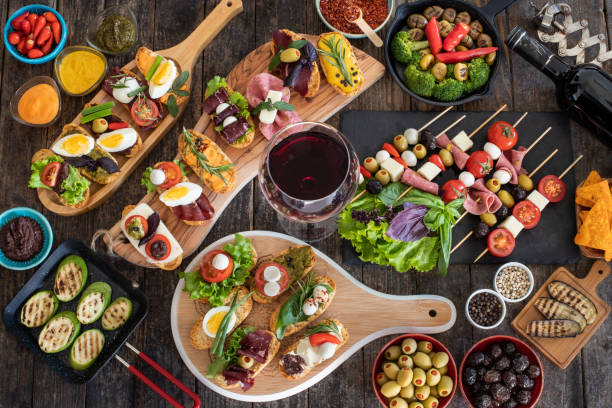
113,77,141,104
51,133,94,157
202,306,236,338
148,59,177,99
96,128,138,153
159,182,202,207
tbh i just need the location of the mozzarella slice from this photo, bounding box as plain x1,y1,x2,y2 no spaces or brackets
459,171,475,188
484,142,502,160
380,158,404,182
318,342,337,360
259,90,283,124
263,281,280,297
404,128,419,145
312,285,329,303
451,130,474,152
499,215,524,238
417,161,442,181
493,169,512,185
212,253,230,270
527,190,549,211
263,265,281,282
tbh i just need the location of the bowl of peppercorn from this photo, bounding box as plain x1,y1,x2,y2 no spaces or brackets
494,262,534,303
465,289,506,330
459,335,544,408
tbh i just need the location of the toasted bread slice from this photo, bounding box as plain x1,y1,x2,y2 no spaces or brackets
204,83,255,149
317,32,363,97
135,47,189,107
31,148,56,165
83,102,143,158
178,129,236,193
270,29,320,98
269,275,336,337
212,329,280,389
189,287,253,351
279,318,348,380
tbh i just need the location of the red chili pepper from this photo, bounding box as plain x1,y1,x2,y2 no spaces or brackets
33,15,46,40
7,32,21,45
27,14,38,35
20,19,31,36
16,38,26,54
428,154,446,172
51,21,61,44
392,157,408,169
443,22,470,52
435,47,498,64
43,11,58,23
36,26,51,46
425,17,443,54
27,48,44,59
382,142,400,158
25,35,35,51
309,332,341,346
359,165,372,179
41,36,53,55
11,11,29,30
108,122,130,130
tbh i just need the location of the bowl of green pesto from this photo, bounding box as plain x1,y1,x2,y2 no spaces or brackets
86,5,138,55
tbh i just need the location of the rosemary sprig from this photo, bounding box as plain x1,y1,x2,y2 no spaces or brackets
306,320,341,338
317,36,353,87
181,127,234,185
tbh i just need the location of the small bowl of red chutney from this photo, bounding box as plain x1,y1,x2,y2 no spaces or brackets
316,0,394,39
0,207,53,270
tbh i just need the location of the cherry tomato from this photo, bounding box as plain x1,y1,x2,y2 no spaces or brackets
199,249,234,283
487,228,515,258
428,154,446,172
466,151,493,178
359,166,371,178
7,32,21,45
512,200,541,229
441,179,466,203
131,97,160,127
154,161,182,189
145,234,171,261
124,215,148,236
41,161,61,188
538,175,566,203
488,121,518,151
309,332,341,346
254,262,290,297
382,142,400,158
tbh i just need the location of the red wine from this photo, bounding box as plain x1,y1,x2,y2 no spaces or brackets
506,27,612,147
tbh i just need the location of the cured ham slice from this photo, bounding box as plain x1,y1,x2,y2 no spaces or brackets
401,168,439,195
463,178,502,215
436,133,470,169
172,194,214,222
201,87,229,114
506,146,527,173
222,365,254,391
221,117,250,144
495,152,518,184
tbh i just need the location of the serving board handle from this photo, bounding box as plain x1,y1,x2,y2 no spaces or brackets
162,0,244,69
579,260,610,291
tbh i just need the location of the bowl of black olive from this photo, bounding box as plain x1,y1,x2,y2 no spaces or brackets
459,335,543,408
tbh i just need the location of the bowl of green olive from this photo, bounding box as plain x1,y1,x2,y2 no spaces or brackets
373,334,457,408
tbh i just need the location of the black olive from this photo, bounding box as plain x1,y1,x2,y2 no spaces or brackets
467,351,486,367
502,342,516,355
515,389,532,405
464,366,478,385
482,353,493,367
366,180,383,194
477,366,487,379
495,205,509,219
512,354,529,373
494,356,511,371
474,222,490,239
488,343,503,359
474,393,493,408
483,369,501,384
420,129,437,151
516,374,534,389
526,364,541,379
502,399,518,408
491,383,511,403
502,370,517,389
490,400,502,408
512,186,527,201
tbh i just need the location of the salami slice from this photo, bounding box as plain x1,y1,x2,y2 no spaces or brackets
495,152,518,184
463,178,502,215
401,168,439,195
436,133,470,170
506,146,527,174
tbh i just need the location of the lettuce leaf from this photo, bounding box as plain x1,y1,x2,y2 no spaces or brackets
206,75,227,96
140,167,156,193
28,155,64,190
60,166,90,206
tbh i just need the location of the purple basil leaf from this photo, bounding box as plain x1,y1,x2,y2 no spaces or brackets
386,203,430,242
139,212,160,246
97,157,120,174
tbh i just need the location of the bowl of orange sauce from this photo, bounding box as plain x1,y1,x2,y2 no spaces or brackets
10,76,61,127
54,45,107,96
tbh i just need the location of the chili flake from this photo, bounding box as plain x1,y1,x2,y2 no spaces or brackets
320,0,389,34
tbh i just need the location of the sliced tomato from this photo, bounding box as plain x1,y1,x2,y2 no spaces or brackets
428,154,446,172
466,151,493,178
488,121,518,151
154,161,182,189
512,200,541,229
441,179,466,203
487,228,516,258
199,249,234,283
124,215,148,236
538,175,566,203
145,234,171,261
254,262,290,297
41,161,61,188
130,97,160,127
309,332,341,346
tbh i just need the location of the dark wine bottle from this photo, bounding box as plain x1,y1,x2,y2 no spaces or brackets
506,26,612,147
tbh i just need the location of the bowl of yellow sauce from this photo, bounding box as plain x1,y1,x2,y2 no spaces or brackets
10,76,61,127
54,46,107,96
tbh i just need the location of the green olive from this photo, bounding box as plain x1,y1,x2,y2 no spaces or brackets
423,396,439,408
438,365,448,376
375,169,391,186
401,338,418,354
439,149,454,167
415,385,431,401
454,63,468,81
413,352,432,370
429,386,438,397
431,62,447,81
431,352,449,368
419,54,435,70
413,144,427,160
419,48,432,56
383,362,400,380
412,367,427,387
381,381,402,398
480,212,497,227
400,384,415,399
438,20,454,37
441,8,456,22
390,397,409,408
486,177,501,193
426,368,442,386
385,345,403,360
437,376,453,397
280,48,301,63
485,51,497,66
416,341,433,353
393,135,409,153
376,372,389,386
398,355,414,368
238,355,254,369
92,118,108,133
363,157,379,173
397,367,414,387
518,174,534,191
409,402,425,408
455,45,469,51
497,190,515,208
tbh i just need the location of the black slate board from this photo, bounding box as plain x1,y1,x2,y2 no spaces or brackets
2,240,148,384
340,110,581,266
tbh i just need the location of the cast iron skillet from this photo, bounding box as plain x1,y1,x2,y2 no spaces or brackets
384,0,518,106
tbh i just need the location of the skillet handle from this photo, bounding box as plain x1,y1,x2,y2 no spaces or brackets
480,0,519,21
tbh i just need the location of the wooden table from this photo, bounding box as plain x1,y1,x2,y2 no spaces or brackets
0,1,610,407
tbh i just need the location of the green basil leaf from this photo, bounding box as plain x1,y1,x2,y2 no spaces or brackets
173,89,190,97
288,39,307,49
268,53,282,71
378,182,409,206
167,94,179,117
437,222,452,276
172,71,189,90
273,101,295,111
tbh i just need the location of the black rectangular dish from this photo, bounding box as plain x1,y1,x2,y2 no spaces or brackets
2,240,148,384
340,110,580,266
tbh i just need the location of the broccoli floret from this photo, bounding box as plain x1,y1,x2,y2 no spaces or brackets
404,65,436,97
406,50,422,66
391,31,430,64
445,63,455,79
432,78,466,101
464,58,490,93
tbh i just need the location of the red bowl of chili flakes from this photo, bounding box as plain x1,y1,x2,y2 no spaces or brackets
316,0,394,39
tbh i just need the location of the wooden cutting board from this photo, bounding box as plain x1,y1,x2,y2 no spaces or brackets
511,260,610,369
106,35,385,267
38,0,244,216
170,231,456,402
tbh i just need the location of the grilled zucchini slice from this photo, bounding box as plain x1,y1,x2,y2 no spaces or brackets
101,297,132,331
69,329,105,370
547,281,597,325
534,297,587,332
54,255,88,302
76,282,112,325
526,319,582,338
20,290,58,328
38,311,81,353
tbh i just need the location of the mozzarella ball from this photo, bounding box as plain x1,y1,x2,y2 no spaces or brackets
302,298,318,316
358,172,364,185
318,342,337,360
493,169,512,185
375,150,391,164
149,168,166,185
312,285,329,303
401,150,418,167
484,142,502,160
263,281,280,297
404,128,419,145
459,171,475,188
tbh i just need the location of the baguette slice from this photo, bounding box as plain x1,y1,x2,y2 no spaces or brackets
317,32,363,97
269,275,336,338
279,318,348,380
189,286,253,350
135,47,189,107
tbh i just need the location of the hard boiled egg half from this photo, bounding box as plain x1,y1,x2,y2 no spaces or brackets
51,133,94,157
202,306,236,338
97,128,138,153
148,59,177,99
158,182,202,207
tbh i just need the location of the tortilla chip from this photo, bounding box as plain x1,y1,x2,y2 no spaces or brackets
579,210,589,222
575,199,612,256
583,170,602,187
576,181,611,208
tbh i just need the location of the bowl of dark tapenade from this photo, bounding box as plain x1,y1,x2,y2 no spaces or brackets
0,207,53,270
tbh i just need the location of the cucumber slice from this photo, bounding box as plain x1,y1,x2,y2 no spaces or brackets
54,255,88,302
69,329,105,370
75,282,112,325
101,297,132,331
38,311,81,353
20,290,59,328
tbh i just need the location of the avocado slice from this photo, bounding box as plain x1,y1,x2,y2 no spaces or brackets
69,329,105,370
54,255,88,302
101,297,132,331
21,290,59,328
75,282,112,325
38,311,81,353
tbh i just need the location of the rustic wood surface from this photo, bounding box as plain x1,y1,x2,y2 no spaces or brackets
0,0,610,407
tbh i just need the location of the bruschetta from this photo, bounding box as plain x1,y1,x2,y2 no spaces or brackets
82,102,143,158
270,29,320,97
317,32,363,97
135,47,189,107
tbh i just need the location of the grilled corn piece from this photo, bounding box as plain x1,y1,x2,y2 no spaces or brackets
547,281,597,325
526,319,582,338
534,298,587,332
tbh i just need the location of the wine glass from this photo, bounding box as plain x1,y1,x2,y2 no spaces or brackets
258,121,359,242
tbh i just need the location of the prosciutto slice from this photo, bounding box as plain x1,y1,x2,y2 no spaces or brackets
222,365,254,391
463,178,502,215
221,117,250,144
172,194,214,221
237,330,272,363
401,168,439,196
436,133,470,170
495,152,518,185
506,146,528,174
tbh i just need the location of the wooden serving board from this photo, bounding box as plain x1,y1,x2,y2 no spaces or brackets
106,35,385,267
511,260,610,369
38,0,244,216
170,231,456,402
575,178,612,259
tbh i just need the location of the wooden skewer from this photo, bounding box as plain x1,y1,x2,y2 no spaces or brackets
513,111,529,128
524,126,551,154
528,148,558,177
467,104,507,139
450,230,473,254
418,106,454,132
473,247,489,263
